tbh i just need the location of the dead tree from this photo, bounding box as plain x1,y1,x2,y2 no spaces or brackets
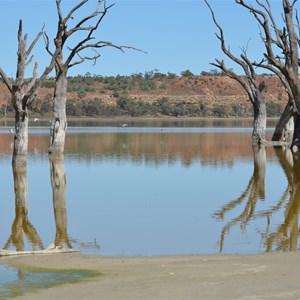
46,0,140,154
0,20,56,164
235,0,300,148
205,0,267,144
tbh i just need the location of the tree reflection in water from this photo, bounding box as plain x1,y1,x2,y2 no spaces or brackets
49,154,72,250
263,147,300,251
4,162,44,252
214,144,300,253
213,144,266,252
3,155,73,253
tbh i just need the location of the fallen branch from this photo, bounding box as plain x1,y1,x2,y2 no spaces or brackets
0,244,79,257
261,140,290,146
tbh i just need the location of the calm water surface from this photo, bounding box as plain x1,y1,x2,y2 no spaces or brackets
0,119,296,256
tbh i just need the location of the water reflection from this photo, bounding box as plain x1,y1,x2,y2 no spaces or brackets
4,163,44,252
215,144,300,253
0,130,255,166
2,122,300,255
3,155,73,254
264,148,300,251
214,144,266,252
49,154,72,250
0,117,280,129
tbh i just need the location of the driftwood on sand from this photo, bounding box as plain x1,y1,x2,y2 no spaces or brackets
0,244,79,257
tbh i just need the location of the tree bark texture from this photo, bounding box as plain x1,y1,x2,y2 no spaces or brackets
272,100,294,144
49,72,68,154
12,96,29,164
291,115,300,150
252,97,267,144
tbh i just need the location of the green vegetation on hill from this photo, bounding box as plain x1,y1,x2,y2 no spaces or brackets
1,70,285,118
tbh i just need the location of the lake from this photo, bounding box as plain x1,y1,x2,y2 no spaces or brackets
0,118,297,256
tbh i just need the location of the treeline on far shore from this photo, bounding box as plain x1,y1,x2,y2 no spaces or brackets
0,71,285,118
1,94,283,118
65,96,283,118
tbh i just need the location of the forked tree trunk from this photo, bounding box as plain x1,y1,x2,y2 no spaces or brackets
0,20,57,164
49,71,68,154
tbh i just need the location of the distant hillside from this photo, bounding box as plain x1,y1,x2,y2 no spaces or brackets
0,73,287,118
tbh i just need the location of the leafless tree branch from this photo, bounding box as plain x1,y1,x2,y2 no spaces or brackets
26,31,43,57
43,31,53,56
0,67,13,93
236,0,285,71
25,62,38,94
64,0,89,24
205,0,261,79
54,0,144,72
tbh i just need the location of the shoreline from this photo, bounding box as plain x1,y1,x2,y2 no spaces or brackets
0,116,271,121
2,251,300,299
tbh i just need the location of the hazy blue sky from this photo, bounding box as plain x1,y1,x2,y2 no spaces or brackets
0,0,285,77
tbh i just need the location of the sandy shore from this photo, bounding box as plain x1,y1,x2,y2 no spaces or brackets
0,252,300,299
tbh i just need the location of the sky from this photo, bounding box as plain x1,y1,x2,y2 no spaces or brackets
0,0,286,77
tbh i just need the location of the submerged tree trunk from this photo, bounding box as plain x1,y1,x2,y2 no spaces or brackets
49,71,68,154
272,100,294,144
252,99,267,144
291,115,300,151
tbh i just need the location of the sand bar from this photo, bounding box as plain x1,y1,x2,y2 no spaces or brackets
1,252,300,299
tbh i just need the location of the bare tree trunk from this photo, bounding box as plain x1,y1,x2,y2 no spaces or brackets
45,0,136,154
292,115,300,151
12,105,28,164
284,117,294,145
252,99,266,144
49,153,72,249
0,20,57,163
49,71,68,154
272,100,294,143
